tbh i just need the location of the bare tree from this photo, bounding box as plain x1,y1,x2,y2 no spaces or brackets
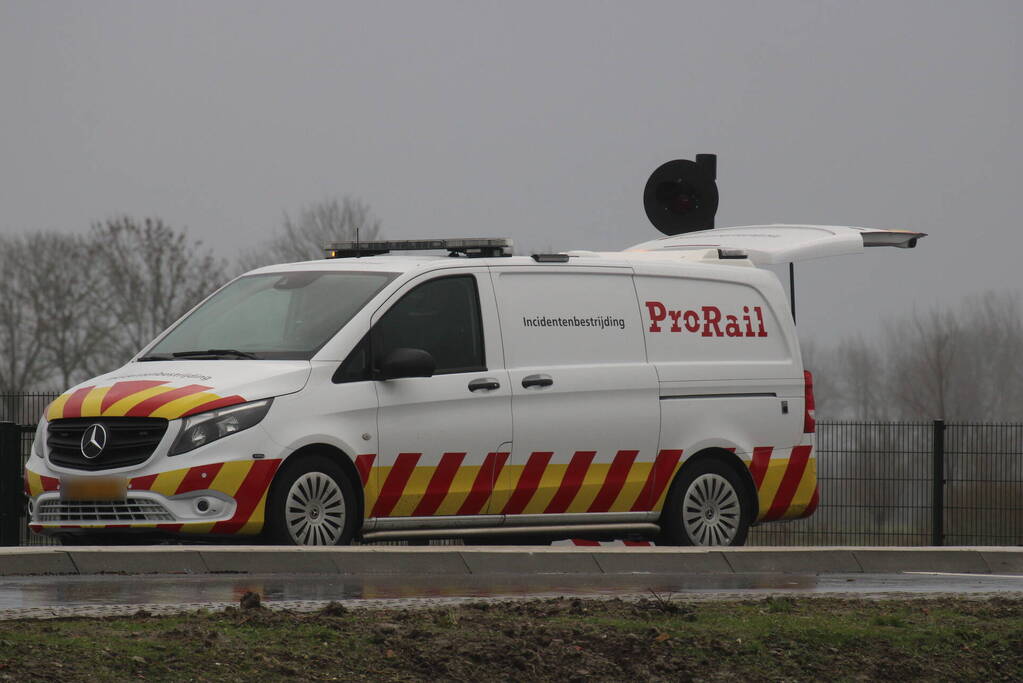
831,335,887,419
886,307,961,420
954,292,1023,419
0,235,49,395
818,291,1023,421
88,217,228,370
239,197,382,270
19,232,111,388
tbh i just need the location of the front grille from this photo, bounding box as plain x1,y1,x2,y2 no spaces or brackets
36,498,175,523
48,418,168,471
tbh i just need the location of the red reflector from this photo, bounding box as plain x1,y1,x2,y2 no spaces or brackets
803,370,816,434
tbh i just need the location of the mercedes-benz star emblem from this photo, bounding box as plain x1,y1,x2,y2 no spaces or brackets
80,424,108,459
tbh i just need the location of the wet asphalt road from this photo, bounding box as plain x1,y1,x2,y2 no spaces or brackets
2,570,1022,614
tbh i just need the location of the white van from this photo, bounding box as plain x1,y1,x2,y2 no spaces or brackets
23,226,922,546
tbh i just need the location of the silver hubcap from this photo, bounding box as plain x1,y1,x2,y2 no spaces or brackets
682,473,741,546
285,472,346,545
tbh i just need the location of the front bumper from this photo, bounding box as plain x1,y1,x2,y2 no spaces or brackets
25,421,283,537
26,459,282,536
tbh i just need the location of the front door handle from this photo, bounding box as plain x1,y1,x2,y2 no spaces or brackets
522,374,554,389
468,378,501,392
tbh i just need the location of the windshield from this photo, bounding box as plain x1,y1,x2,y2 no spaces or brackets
145,271,397,360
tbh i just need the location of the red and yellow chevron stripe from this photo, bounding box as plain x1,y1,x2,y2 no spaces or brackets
46,380,246,421
26,444,817,536
749,445,818,521
26,459,280,535
357,449,685,518
24,471,59,497
357,446,816,522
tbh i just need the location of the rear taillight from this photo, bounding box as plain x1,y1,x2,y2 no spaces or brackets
803,370,816,433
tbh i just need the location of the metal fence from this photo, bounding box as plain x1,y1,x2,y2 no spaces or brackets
2,395,1021,547
943,422,1023,545
749,420,1023,546
0,393,59,546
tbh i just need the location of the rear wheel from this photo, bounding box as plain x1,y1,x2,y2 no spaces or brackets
660,459,751,546
265,456,357,546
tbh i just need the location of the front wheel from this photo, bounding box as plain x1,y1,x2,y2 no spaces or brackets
659,459,752,546
265,456,358,546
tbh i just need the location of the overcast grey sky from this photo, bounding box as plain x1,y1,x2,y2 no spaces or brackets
2,1,1020,348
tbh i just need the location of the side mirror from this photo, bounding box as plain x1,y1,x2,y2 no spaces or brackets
377,348,436,380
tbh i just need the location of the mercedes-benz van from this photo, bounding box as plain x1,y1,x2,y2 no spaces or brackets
24,226,922,546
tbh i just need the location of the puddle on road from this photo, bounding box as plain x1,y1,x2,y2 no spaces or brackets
0,573,815,610
0,572,1019,610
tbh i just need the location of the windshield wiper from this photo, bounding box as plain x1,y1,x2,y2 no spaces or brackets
171,349,262,360
137,353,174,362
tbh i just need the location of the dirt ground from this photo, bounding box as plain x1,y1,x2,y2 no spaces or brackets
0,595,1021,681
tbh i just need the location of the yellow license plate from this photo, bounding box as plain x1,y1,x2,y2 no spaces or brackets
60,477,128,501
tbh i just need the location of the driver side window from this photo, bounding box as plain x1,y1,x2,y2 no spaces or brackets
334,274,486,383
374,275,486,375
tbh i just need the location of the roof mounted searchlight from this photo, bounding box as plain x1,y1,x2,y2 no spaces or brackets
643,154,719,235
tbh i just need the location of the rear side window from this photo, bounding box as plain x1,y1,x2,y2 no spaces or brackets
372,275,486,375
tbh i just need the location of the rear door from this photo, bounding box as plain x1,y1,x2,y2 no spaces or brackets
489,266,660,517
628,224,926,265
370,269,512,520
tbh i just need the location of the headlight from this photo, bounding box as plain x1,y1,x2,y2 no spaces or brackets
169,399,273,456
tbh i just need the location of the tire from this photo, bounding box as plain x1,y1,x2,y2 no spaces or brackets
659,459,752,546
265,455,358,546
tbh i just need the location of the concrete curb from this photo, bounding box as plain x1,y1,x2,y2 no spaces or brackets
722,549,862,574
0,546,1021,578
0,548,78,576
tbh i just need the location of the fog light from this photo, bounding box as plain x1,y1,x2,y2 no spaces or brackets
193,497,221,515
26,498,34,519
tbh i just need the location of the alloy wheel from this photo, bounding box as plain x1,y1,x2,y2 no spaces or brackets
284,471,347,545
681,472,741,546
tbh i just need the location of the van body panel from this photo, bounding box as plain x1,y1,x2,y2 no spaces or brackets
369,268,513,518
489,267,661,516
261,361,376,464
631,265,801,381
659,395,791,458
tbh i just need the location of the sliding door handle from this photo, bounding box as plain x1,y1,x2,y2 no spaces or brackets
522,374,553,389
